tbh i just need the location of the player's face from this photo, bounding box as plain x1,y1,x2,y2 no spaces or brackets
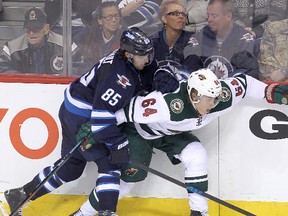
131,54,150,70
207,1,232,35
194,95,218,115
98,6,121,34
162,3,187,31
25,24,50,48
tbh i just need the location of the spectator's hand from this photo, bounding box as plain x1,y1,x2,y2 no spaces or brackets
108,141,130,168
120,0,144,17
77,122,97,151
269,69,286,82
265,83,288,105
152,66,179,94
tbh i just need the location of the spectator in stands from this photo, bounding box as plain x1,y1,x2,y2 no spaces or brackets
233,0,288,39
79,1,125,65
118,0,162,35
258,18,288,82
149,0,203,79
0,7,84,75
183,0,258,79
44,0,94,45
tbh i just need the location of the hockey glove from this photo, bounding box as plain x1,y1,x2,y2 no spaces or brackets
152,66,179,94
108,140,130,168
77,122,97,151
265,83,288,105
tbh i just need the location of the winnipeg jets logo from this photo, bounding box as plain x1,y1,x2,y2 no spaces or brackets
51,56,64,71
116,74,132,89
188,37,199,46
204,56,233,79
241,33,254,41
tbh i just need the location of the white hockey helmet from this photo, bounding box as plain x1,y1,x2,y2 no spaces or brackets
187,68,222,103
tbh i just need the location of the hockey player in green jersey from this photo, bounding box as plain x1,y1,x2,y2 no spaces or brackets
72,68,288,216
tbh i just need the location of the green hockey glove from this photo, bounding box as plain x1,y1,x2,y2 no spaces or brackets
265,83,288,105
77,122,97,150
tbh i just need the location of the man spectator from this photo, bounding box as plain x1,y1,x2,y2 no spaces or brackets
183,0,257,79
0,7,84,75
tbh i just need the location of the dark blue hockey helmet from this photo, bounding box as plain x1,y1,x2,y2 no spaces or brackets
120,27,154,56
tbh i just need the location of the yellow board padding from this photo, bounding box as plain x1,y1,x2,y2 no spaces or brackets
1,194,288,216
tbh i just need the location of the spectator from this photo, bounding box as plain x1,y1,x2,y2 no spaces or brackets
79,1,125,65
0,0,3,13
151,0,192,64
258,18,288,82
183,0,257,79
44,0,94,45
0,7,84,75
118,0,162,35
233,0,288,39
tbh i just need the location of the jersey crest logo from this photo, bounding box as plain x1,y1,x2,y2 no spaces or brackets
170,98,184,114
124,168,138,177
117,74,132,89
51,55,64,71
203,55,233,79
220,86,231,102
187,37,199,46
240,33,254,41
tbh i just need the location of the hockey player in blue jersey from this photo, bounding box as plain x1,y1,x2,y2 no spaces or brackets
70,69,288,216
4,27,179,216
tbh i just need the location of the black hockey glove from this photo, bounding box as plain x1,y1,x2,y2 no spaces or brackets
76,122,97,151
265,83,288,105
108,141,130,168
152,66,179,94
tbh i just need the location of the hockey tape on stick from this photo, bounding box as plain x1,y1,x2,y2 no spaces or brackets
130,160,256,216
9,140,84,216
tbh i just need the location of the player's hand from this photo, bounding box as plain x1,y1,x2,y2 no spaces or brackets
77,122,97,151
265,83,288,105
152,65,179,94
108,141,130,168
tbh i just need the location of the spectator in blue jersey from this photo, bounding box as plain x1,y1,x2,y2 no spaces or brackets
4,27,179,216
79,1,126,66
183,0,258,79
150,0,196,70
0,7,84,75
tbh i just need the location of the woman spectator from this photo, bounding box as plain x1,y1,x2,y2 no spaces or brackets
150,0,200,76
79,1,125,65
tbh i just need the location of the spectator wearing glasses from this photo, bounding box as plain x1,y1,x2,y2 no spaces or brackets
184,0,258,79
79,1,126,66
150,0,201,78
0,7,83,75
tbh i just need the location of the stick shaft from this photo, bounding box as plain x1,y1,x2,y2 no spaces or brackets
9,140,83,216
130,160,256,216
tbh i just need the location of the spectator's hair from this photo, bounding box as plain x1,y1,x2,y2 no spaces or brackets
93,1,120,20
208,0,234,15
159,0,185,17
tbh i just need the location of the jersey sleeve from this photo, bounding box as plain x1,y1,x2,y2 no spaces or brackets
222,74,267,105
124,91,171,124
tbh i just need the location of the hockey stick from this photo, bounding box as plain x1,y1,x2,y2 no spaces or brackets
9,140,84,216
130,160,256,216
